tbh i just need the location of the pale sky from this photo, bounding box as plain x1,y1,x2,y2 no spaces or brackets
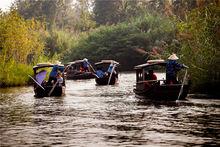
0,0,15,11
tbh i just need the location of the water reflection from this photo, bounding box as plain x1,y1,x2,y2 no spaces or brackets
0,73,219,146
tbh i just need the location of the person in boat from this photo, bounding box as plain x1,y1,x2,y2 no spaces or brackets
56,72,63,86
79,64,85,72
166,53,188,84
145,69,157,80
48,61,64,85
107,63,118,79
82,58,90,72
107,63,116,74
95,67,106,78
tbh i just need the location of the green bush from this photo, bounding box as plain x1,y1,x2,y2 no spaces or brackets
0,10,45,87
0,61,33,87
62,13,176,70
177,4,220,95
45,30,75,57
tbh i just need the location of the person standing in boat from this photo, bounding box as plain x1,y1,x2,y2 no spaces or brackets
107,63,118,79
48,61,64,85
83,58,90,72
166,53,188,84
107,63,116,74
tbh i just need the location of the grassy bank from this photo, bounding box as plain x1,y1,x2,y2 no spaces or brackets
0,62,32,87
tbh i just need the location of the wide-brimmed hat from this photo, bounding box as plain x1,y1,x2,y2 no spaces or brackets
168,54,179,60
55,61,62,65
83,58,88,62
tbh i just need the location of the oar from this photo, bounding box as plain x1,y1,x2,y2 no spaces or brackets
48,81,58,96
88,62,96,73
176,69,188,102
88,63,99,78
28,75,45,90
107,64,116,85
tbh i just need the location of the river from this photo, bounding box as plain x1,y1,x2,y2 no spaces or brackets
0,73,219,146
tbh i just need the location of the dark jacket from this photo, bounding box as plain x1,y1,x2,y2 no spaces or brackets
166,60,183,77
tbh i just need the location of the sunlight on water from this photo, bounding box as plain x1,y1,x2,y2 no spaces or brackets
0,73,219,146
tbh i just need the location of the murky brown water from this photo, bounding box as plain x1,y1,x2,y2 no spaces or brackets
0,73,220,146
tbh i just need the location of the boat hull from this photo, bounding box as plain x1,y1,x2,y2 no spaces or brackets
95,75,117,85
134,83,190,101
34,85,65,98
66,72,96,80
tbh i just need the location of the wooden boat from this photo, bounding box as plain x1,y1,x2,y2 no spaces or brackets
65,60,96,80
94,60,119,85
32,63,66,97
133,60,190,101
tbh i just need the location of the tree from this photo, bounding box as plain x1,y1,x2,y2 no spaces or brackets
62,13,175,70
0,10,44,66
0,10,45,86
73,0,96,31
177,4,220,95
93,0,123,25
15,0,74,30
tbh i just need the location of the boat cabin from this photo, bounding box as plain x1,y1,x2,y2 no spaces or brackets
65,59,96,80
95,60,119,71
134,60,166,83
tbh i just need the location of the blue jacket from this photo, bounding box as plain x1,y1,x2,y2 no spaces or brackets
107,64,114,73
96,70,105,78
83,61,90,68
49,65,64,77
166,60,183,77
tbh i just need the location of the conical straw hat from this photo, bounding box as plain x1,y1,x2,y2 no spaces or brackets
55,61,62,65
168,54,179,60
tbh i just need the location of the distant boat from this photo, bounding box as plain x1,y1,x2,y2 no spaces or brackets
133,60,190,101
65,60,96,80
94,60,119,85
31,63,66,97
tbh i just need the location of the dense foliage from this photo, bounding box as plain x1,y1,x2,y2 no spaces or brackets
63,13,176,70
15,0,95,32
0,11,45,87
177,4,220,95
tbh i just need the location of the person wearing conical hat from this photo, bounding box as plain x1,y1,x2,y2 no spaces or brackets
166,53,188,84
168,53,179,60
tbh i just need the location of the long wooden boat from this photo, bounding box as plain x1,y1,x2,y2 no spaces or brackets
133,60,190,101
94,60,119,85
32,63,66,97
66,60,96,80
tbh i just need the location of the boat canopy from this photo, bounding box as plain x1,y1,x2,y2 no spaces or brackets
33,63,64,70
95,60,119,66
67,60,85,65
134,59,166,70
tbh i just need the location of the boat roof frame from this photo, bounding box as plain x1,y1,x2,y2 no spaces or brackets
95,60,119,66
67,60,85,65
134,60,166,70
33,63,64,70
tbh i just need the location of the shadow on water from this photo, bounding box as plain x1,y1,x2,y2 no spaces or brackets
0,73,220,146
